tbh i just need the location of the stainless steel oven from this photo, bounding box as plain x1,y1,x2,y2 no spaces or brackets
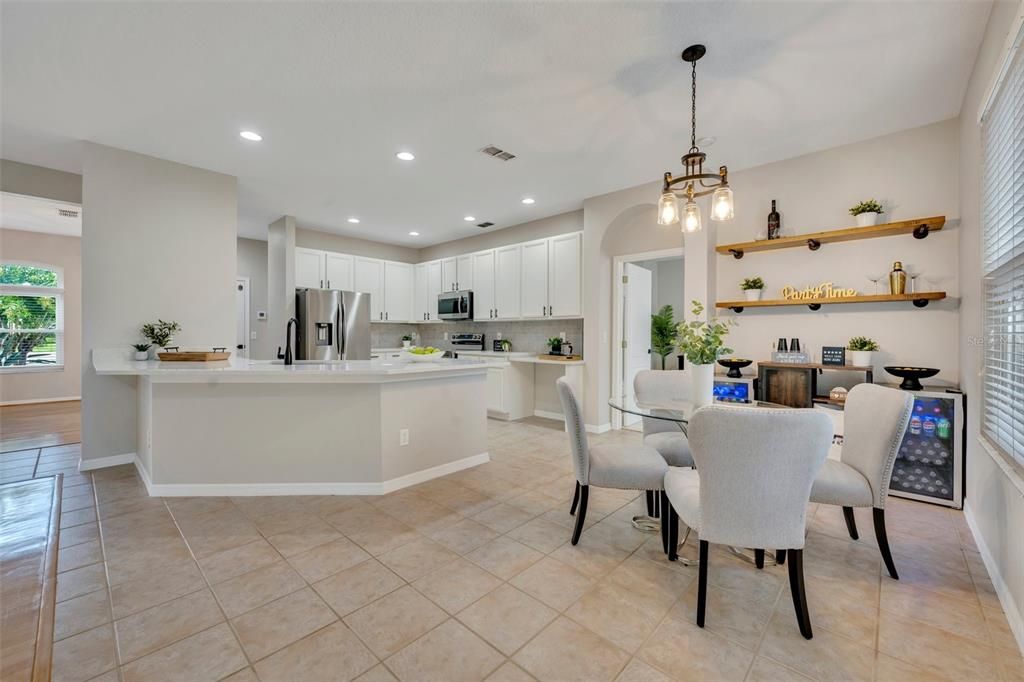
438,290,473,320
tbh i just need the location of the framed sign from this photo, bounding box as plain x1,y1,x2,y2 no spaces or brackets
822,346,846,366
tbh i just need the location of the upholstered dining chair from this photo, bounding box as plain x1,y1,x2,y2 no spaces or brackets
807,383,913,580
662,405,833,639
556,377,668,546
633,370,694,468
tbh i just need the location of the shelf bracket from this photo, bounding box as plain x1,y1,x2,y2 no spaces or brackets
807,239,821,251
912,298,930,308
912,224,930,239
729,306,744,313
808,303,822,311
728,249,744,259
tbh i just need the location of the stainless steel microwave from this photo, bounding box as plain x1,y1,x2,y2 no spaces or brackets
438,290,473,320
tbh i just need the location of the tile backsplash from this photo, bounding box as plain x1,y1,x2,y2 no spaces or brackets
371,319,583,355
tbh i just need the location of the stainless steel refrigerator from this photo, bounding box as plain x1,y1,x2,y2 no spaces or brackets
296,288,371,361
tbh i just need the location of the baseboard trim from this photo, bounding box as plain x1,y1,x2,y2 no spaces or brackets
533,409,565,422
132,452,491,497
0,396,81,407
78,453,136,472
586,422,612,434
964,499,1024,655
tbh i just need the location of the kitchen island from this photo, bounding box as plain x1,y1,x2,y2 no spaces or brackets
91,350,489,496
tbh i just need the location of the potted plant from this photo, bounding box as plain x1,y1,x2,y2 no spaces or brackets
132,343,151,361
401,334,413,349
847,336,879,367
546,337,563,356
141,319,181,358
849,199,885,227
650,305,677,370
740,276,765,302
675,301,734,407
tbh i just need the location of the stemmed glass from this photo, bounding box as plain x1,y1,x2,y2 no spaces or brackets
866,272,885,295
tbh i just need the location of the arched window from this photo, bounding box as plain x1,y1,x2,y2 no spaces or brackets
0,262,64,369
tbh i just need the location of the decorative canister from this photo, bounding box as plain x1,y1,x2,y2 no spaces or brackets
889,261,907,295
829,386,849,403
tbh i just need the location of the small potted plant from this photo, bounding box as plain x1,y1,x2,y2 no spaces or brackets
849,199,885,227
141,319,181,358
675,301,734,407
847,336,879,367
401,334,413,349
740,276,765,302
650,305,676,369
546,337,563,355
132,343,151,361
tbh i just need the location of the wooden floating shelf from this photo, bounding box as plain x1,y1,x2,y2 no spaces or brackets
716,216,945,259
718,291,946,312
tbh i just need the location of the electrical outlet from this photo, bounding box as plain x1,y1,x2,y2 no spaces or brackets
496,332,502,340
399,429,409,446
250,331,257,340
443,332,448,341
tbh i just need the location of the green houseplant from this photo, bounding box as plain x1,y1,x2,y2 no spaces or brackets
546,337,563,355
141,320,181,357
847,336,879,367
675,301,734,406
132,343,151,361
650,305,676,369
740,276,765,302
401,333,414,349
849,199,884,227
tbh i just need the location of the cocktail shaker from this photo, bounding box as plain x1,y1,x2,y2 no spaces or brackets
889,261,906,295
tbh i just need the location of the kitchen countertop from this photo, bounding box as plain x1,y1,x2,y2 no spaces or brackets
456,350,585,366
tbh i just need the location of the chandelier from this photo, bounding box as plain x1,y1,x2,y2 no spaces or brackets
657,44,734,232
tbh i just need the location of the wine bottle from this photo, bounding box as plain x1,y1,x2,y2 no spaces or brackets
767,200,781,240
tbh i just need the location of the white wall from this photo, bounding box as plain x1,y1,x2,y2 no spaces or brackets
267,215,295,354
81,143,236,463
0,228,82,403
0,159,82,204
958,0,1024,654
237,237,272,360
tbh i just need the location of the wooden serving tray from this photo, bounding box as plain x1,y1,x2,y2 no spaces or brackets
157,351,231,362
538,354,582,361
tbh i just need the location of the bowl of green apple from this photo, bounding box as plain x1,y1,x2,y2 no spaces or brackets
405,346,445,362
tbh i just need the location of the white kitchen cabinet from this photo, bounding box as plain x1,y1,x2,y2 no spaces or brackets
383,261,413,322
295,247,325,289
426,261,442,320
548,232,582,317
456,254,473,291
415,261,444,322
472,250,495,320
485,364,533,420
354,257,384,321
494,244,521,320
520,238,550,319
441,258,458,292
324,252,354,291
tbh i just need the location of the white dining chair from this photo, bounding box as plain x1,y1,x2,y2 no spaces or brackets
633,370,694,468
807,383,913,579
662,405,833,639
556,377,668,545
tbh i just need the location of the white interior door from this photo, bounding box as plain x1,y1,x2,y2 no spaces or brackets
235,278,250,359
623,263,653,428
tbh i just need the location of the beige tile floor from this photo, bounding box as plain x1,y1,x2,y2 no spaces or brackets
23,417,1024,681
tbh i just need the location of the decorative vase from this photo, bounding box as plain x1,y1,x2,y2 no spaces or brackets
134,351,149,361
148,346,160,360
744,289,763,302
691,363,715,408
848,350,872,367
402,340,411,349
855,212,880,227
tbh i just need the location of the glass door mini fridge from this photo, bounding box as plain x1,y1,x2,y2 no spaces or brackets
888,388,965,509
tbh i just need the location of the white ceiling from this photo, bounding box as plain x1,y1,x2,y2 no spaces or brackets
0,192,82,237
1,1,991,246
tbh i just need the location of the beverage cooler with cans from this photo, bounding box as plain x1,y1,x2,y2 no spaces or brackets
889,389,965,508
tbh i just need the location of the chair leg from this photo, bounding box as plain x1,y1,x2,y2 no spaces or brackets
754,549,765,569
696,540,709,628
787,548,813,639
873,507,899,580
645,490,654,517
570,481,580,515
775,549,787,565
653,491,660,518
570,485,589,545
659,491,669,554
843,506,859,540
667,500,680,561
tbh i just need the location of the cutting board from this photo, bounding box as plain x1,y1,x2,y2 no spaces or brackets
538,354,582,361
157,351,231,362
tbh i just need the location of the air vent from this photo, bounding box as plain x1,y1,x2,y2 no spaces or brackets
479,145,516,161
477,222,494,228
57,208,79,218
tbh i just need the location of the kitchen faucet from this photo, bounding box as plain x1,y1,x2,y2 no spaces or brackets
283,317,298,365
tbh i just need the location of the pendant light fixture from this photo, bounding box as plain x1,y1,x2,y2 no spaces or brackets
657,44,734,232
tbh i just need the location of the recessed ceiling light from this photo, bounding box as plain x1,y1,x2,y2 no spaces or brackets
347,217,360,224
396,151,415,161
521,197,535,205
408,231,420,236
239,130,262,142
463,216,476,222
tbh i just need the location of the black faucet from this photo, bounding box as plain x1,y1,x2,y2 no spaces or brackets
284,317,298,365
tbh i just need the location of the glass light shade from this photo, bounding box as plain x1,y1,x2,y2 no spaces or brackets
657,191,680,225
682,199,702,233
711,186,734,221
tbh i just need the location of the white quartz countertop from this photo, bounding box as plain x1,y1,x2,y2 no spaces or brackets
92,349,491,383
456,350,585,366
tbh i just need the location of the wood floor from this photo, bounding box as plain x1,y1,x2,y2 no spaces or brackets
0,401,81,453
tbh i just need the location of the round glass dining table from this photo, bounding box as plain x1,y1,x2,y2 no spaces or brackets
608,397,786,566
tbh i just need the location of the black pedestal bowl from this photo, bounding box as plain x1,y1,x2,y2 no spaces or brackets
884,366,940,391
717,358,753,379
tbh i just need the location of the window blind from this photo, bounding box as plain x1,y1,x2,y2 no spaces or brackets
981,41,1024,467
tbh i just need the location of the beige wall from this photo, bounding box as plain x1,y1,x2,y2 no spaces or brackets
237,237,273,360
418,210,582,262
82,143,237,463
0,228,82,403
958,0,1024,653
0,159,82,204
296,227,419,263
